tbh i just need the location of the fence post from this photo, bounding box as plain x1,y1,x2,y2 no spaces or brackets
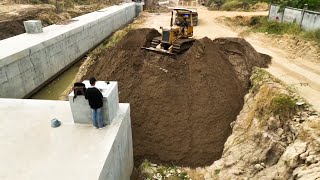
281,6,285,22
268,0,272,19
300,4,308,26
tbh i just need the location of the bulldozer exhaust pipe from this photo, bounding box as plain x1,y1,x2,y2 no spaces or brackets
190,11,193,26
170,11,173,27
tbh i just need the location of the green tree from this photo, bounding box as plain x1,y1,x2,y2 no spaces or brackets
272,0,320,11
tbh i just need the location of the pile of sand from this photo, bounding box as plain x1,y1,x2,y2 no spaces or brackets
84,28,270,167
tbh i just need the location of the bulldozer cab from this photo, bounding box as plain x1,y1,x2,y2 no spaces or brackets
173,8,198,26
171,9,193,38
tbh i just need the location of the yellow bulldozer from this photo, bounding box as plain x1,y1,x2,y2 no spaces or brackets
142,8,195,55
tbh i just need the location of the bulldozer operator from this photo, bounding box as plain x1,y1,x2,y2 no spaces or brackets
175,16,190,35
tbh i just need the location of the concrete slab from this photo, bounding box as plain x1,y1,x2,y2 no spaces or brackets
24,20,43,34
0,98,133,180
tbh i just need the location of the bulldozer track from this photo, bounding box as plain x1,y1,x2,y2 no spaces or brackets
149,37,195,54
172,38,195,53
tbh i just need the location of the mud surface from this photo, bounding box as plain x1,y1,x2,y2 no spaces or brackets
0,6,53,40
0,20,25,40
84,28,270,167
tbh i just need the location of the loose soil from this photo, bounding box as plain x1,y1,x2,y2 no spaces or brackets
84,28,270,167
0,5,54,40
137,7,320,111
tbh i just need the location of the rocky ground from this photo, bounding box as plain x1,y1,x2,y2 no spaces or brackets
197,68,320,179
134,68,320,179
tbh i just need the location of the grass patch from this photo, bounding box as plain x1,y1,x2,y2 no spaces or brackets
248,16,303,35
250,67,281,92
270,94,297,119
88,25,133,60
104,26,132,48
246,68,298,129
228,15,320,46
302,29,320,44
221,0,243,11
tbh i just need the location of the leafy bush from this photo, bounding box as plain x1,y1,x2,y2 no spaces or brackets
270,94,296,119
249,15,264,26
273,0,320,11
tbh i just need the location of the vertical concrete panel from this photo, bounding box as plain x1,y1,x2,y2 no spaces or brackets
17,57,33,74
3,61,31,98
283,8,303,23
269,5,283,21
17,57,36,94
98,104,133,180
30,54,45,87
105,84,120,124
69,81,119,125
68,96,92,124
0,81,10,97
8,75,24,97
20,69,36,93
4,61,20,80
0,67,8,85
136,4,141,17
269,5,320,31
302,11,320,31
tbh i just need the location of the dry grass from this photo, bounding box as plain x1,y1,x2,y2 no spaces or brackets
184,168,205,180
300,120,320,143
241,68,297,131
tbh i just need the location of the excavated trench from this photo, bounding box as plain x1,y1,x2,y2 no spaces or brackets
83,28,271,167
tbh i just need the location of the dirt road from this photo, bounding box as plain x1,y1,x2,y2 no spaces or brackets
137,7,320,112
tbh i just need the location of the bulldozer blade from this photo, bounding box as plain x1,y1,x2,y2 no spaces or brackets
141,47,176,55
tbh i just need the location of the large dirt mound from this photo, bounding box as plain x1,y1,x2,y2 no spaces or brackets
84,28,270,167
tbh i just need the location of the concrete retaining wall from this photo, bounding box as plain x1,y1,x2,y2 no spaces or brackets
302,10,320,31
269,5,283,21
269,5,320,30
0,2,141,98
283,7,303,24
99,103,133,180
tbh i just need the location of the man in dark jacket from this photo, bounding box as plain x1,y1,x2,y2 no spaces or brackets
85,77,104,129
